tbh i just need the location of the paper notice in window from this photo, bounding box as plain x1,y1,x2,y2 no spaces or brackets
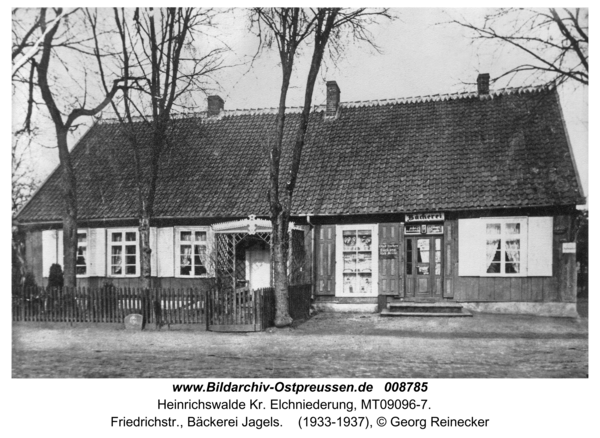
417,239,430,251
562,242,576,253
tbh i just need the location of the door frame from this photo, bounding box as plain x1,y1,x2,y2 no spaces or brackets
404,234,444,300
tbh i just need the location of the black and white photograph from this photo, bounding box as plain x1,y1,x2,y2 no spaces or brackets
8,4,593,436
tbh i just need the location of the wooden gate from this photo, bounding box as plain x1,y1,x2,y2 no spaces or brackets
206,287,274,332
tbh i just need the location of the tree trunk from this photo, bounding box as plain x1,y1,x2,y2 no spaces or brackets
57,128,77,287
272,212,292,327
138,211,153,326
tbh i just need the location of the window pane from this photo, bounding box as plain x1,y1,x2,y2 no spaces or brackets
358,275,372,294
195,231,207,242
76,266,86,275
357,253,372,272
506,263,520,274
126,232,136,241
111,246,122,256
486,263,501,273
417,266,430,275
505,238,520,274
126,256,136,265
111,233,122,242
77,233,86,243
486,224,501,235
343,273,356,294
125,266,136,275
486,239,500,272
126,245,136,255
343,254,356,272
357,230,372,250
111,266,122,275
417,239,429,263
181,265,191,276
181,231,192,241
343,230,356,250
194,265,207,276
506,223,520,234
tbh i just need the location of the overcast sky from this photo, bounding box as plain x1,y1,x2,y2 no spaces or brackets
11,7,589,201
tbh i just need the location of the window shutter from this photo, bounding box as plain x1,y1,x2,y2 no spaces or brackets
379,223,400,295
458,218,483,276
57,230,64,269
316,225,335,295
42,230,58,277
150,227,158,276
157,227,174,277
527,217,553,276
88,228,106,277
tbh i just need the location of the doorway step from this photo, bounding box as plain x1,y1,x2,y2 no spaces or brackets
381,301,472,317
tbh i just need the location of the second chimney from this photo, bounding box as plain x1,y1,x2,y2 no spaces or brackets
326,81,340,117
477,73,490,95
207,95,224,117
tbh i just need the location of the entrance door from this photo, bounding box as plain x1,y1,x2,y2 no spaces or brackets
405,236,443,299
245,248,271,290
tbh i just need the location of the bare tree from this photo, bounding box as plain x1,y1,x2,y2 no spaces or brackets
12,132,39,215
251,7,391,327
17,8,127,286
450,8,588,86
91,8,226,302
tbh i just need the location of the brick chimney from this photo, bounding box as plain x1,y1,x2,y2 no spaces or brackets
477,73,490,95
326,81,340,117
207,95,224,116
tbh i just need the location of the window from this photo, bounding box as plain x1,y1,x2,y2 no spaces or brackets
484,221,523,275
76,231,88,275
109,229,138,276
458,217,544,277
176,228,209,277
335,224,378,296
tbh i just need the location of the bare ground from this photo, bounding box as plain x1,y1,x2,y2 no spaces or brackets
12,312,588,378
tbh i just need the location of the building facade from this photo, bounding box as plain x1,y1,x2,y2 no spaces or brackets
15,75,584,316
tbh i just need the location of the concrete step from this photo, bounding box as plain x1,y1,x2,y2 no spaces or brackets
387,301,465,314
380,308,473,317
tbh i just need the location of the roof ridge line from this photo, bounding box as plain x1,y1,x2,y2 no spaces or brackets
97,84,552,124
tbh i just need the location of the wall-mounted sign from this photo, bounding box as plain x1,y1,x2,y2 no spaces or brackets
406,212,445,222
427,224,444,234
405,225,421,235
379,243,398,257
405,224,444,235
562,242,576,253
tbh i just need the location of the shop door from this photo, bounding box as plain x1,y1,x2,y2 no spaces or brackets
405,236,443,299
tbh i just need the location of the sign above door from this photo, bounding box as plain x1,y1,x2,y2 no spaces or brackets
405,212,445,222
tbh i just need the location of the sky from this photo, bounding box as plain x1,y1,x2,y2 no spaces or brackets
10,7,589,202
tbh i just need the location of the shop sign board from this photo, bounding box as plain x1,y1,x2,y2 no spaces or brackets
379,243,399,257
406,212,445,222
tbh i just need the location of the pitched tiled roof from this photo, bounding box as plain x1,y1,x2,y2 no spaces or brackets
16,86,584,223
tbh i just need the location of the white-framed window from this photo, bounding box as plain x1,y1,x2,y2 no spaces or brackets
76,230,88,276
175,227,210,277
458,216,554,277
335,224,379,297
108,229,139,276
482,218,528,276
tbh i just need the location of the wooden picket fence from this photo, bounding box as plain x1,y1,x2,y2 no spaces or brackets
11,286,208,325
12,284,312,331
